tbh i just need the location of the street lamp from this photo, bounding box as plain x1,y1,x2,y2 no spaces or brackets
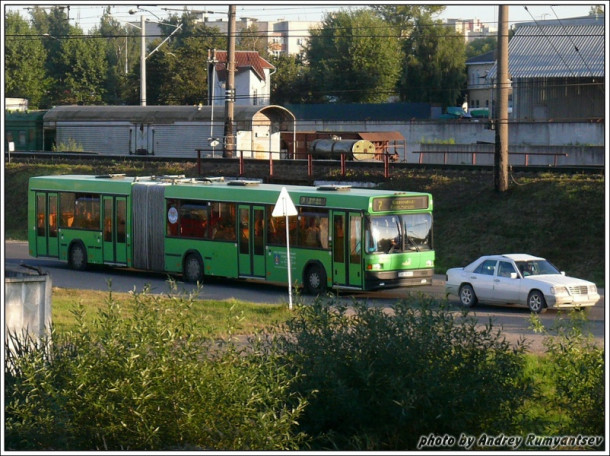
129,7,182,106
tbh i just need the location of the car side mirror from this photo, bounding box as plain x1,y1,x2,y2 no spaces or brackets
561,271,565,276
510,272,518,279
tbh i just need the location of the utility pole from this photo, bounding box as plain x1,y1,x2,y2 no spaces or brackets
223,5,236,158
494,5,509,192
139,15,146,106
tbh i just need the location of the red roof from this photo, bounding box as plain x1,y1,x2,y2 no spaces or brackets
213,51,275,81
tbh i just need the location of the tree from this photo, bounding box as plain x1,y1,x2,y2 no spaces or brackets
401,15,467,107
94,8,137,104
370,4,445,32
370,5,467,107
238,23,269,57
466,36,497,59
306,9,403,103
4,11,49,108
269,54,314,104
28,6,107,106
58,32,108,104
140,22,225,105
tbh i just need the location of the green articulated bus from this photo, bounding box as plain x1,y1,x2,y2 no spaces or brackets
28,175,434,293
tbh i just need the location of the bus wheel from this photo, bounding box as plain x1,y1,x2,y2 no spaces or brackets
184,254,203,284
69,242,88,271
304,263,327,295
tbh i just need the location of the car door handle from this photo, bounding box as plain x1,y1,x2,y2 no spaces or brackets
470,276,477,279
494,279,500,282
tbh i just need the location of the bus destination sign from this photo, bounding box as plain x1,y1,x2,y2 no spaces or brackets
372,195,429,212
299,196,327,207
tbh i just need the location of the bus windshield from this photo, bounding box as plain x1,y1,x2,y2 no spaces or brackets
365,213,432,254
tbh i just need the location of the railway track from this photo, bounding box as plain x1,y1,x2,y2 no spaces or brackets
6,151,604,177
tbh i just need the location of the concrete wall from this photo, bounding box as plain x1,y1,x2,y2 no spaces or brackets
295,119,605,164
5,267,52,349
418,144,605,167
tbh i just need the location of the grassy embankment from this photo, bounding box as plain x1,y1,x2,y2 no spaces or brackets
5,160,604,285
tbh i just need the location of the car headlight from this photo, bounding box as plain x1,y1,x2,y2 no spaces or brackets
550,286,568,295
588,284,597,294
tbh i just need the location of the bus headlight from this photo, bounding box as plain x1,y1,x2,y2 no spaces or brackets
426,260,434,267
367,263,382,270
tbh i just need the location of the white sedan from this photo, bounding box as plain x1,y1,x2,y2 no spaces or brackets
445,254,600,313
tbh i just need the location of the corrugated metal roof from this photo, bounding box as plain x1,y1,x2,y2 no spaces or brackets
284,103,431,121
487,24,604,79
43,105,294,124
466,50,496,65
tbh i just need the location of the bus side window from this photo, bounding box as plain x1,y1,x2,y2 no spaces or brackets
117,199,126,243
60,193,75,228
49,195,58,238
37,194,46,236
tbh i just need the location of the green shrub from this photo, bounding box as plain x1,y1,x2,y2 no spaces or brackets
52,138,84,152
530,311,605,443
4,285,307,451
266,295,531,450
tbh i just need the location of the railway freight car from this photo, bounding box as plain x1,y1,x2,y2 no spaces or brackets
5,110,49,151
281,130,406,161
42,105,295,159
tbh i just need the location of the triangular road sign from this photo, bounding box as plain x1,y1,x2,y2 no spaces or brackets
272,187,298,217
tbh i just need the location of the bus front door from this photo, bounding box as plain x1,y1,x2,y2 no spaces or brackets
35,192,59,257
332,211,363,288
238,205,266,278
102,196,128,264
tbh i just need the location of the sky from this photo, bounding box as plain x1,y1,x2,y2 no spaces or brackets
3,1,602,33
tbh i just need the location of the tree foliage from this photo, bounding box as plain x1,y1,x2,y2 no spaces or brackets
401,15,467,107
5,11,49,108
238,23,269,57
7,5,474,108
466,36,497,59
269,54,313,104
306,9,403,103
370,4,445,31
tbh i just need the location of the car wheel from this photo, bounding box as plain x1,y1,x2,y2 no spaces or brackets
183,254,203,284
459,284,478,307
69,242,88,271
304,263,327,295
527,290,547,313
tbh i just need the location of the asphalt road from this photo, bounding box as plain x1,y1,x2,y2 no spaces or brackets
5,241,605,352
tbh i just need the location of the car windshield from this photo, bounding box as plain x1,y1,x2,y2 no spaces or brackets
365,214,432,254
515,260,560,277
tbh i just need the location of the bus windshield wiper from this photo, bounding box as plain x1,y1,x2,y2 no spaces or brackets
406,235,420,252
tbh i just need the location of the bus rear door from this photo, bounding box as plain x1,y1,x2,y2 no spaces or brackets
332,211,363,288
35,192,59,257
237,205,266,278
102,196,128,264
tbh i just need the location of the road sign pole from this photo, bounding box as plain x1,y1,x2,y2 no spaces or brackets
272,187,298,310
285,201,293,309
